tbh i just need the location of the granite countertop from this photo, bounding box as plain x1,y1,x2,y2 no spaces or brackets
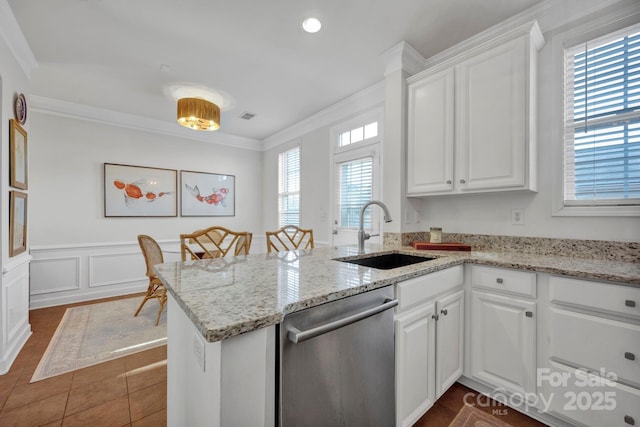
154,244,640,343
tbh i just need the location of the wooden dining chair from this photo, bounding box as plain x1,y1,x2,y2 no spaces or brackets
266,225,314,253
135,235,167,326
180,226,252,261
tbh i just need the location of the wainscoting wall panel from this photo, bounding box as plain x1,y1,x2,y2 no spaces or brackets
1,257,32,374
29,236,268,309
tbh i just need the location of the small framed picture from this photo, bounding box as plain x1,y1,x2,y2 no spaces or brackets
9,191,27,257
10,119,28,190
104,163,177,217
181,170,235,217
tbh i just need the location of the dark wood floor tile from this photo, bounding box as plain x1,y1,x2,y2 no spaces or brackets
71,358,127,390
414,403,458,427
123,346,167,372
131,409,166,427
0,391,68,427
125,359,167,394
128,381,166,422
62,395,130,427
65,375,128,416
3,373,72,410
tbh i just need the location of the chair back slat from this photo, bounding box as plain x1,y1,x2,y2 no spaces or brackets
180,226,252,261
266,225,314,253
138,235,164,278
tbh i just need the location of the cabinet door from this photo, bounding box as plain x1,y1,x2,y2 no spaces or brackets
407,68,455,195
456,37,527,191
395,303,437,427
470,290,536,395
436,289,464,398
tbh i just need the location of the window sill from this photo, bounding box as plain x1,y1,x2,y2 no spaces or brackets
552,204,640,217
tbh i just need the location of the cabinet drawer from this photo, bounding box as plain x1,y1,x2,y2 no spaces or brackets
544,361,640,427
471,265,536,298
550,276,640,319
550,307,640,386
396,266,463,313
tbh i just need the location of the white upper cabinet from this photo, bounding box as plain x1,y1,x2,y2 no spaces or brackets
407,21,544,196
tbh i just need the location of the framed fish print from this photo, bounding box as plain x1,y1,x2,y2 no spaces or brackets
180,170,235,217
104,163,177,217
10,119,28,190
9,191,27,257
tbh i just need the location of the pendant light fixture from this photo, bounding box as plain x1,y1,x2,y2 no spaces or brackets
177,97,220,131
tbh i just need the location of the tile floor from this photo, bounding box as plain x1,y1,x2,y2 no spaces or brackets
0,294,546,427
0,294,166,427
416,382,547,427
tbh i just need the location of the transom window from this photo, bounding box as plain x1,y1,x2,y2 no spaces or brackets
338,121,378,147
563,24,640,207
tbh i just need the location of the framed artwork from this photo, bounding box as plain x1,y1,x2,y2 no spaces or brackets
9,191,27,257
104,163,177,217
181,170,235,217
10,119,28,190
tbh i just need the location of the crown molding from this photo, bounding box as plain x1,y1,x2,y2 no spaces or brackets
378,41,426,77
30,95,263,151
0,0,38,78
261,80,385,152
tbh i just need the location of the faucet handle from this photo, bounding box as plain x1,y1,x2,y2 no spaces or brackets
368,233,379,238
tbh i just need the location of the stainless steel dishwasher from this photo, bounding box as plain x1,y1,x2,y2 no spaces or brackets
278,286,397,426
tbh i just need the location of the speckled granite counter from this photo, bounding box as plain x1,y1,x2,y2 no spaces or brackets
154,245,640,343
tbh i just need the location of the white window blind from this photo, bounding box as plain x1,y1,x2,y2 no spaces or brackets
278,147,300,227
563,24,640,206
337,157,373,229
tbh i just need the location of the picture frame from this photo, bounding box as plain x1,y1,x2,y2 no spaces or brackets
104,163,178,217
180,170,235,217
10,119,28,190
9,191,27,257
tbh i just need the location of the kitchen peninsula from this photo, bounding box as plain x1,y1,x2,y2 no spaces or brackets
155,244,640,427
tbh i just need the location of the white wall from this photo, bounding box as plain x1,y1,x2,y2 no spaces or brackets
262,126,331,245
29,112,263,245
28,111,264,307
0,10,33,372
410,1,640,243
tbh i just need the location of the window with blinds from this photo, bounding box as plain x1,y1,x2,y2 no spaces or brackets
278,147,300,227
563,24,640,206
338,157,373,229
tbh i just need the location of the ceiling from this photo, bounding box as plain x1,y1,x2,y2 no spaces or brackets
8,0,543,142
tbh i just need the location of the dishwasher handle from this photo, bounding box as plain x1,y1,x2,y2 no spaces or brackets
287,298,399,344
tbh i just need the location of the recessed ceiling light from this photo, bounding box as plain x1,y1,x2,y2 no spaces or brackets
302,17,322,33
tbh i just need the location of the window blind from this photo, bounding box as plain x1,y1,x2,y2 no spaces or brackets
338,157,373,229
278,147,300,227
564,25,640,206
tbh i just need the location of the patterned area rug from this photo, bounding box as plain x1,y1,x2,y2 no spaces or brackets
449,404,513,427
31,297,167,383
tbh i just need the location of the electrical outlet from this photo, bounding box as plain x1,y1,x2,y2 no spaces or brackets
193,331,206,371
511,209,525,225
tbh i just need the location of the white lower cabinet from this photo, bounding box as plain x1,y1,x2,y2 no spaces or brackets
468,266,537,397
395,266,464,427
543,275,640,427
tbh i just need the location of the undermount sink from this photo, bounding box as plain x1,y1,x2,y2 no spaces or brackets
337,253,436,270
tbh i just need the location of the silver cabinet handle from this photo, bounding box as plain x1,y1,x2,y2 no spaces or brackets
626,300,636,308
432,314,439,321
625,415,635,425
460,179,466,184
441,309,448,316
625,352,635,361
287,298,398,344
446,180,452,184
496,278,504,284
525,311,533,318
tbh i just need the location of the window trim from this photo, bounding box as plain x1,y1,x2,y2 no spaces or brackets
552,12,640,217
277,144,301,227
